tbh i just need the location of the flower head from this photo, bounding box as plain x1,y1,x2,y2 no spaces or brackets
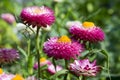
20,6,55,28
69,21,105,43
47,64,62,74
0,73,14,80
69,59,100,77
0,48,19,64
33,57,51,69
1,13,15,24
43,35,84,60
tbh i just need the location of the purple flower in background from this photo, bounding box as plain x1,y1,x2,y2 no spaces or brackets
69,21,105,43
20,6,55,28
47,64,63,74
69,59,100,77
43,35,84,60
1,13,15,24
0,48,19,64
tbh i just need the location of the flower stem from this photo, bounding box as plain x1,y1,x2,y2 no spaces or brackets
64,60,68,80
36,27,40,79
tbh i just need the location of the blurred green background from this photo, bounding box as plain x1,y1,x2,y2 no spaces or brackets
0,0,120,80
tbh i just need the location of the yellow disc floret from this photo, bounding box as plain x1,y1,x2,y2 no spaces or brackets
0,68,3,74
12,74,24,80
82,22,95,28
40,57,46,63
57,35,71,43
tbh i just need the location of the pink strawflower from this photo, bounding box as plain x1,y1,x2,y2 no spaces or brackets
0,48,19,64
33,57,51,69
69,59,100,77
69,22,105,43
43,35,84,60
47,64,63,74
0,73,14,80
20,6,55,28
1,13,15,24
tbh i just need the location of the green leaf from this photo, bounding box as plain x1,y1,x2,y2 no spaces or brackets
49,69,68,79
17,46,28,60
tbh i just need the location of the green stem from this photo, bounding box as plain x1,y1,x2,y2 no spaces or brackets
36,27,40,79
64,60,68,80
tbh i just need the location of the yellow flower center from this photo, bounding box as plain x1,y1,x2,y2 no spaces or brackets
82,22,95,28
57,35,71,43
0,68,3,74
12,74,24,80
40,57,46,63
32,7,41,14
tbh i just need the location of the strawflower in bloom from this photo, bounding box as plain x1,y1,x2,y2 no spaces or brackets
43,35,84,60
69,59,100,77
1,13,15,24
47,64,63,74
69,21,105,43
0,48,19,64
33,57,51,69
20,6,55,28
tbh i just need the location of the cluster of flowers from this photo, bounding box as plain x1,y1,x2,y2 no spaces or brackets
0,5,105,79
20,6,105,77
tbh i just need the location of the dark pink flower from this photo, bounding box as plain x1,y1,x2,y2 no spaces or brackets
69,59,100,77
43,35,84,60
0,48,19,64
20,6,55,28
69,22,105,43
1,13,15,24
47,64,63,74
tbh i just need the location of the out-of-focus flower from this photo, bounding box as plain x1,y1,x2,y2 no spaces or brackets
0,73,14,80
12,74,24,80
0,48,19,64
43,35,84,60
1,13,15,24
69,59,100,77
0,68,3,75
66,21,81,29
33,57,51,69
69,21,105,43
20,6,55,28
47,64,62,74
26,76,37,80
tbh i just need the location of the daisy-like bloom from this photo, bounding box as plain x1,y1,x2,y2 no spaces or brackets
47,64,63,74
43,35,84,60
12,74,24,80
69,59,100,77
1,13,15,24
20,6,55,28
33,57,51,69
69,21,105,43
0,48,19,64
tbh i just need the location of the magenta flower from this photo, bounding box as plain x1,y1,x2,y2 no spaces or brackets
47,64,63,74
0,48,19,64
69,59,100,77
69,22,105,43
20,6,55,28
33,57,51,69
43,35,84,60
1,13,15,24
